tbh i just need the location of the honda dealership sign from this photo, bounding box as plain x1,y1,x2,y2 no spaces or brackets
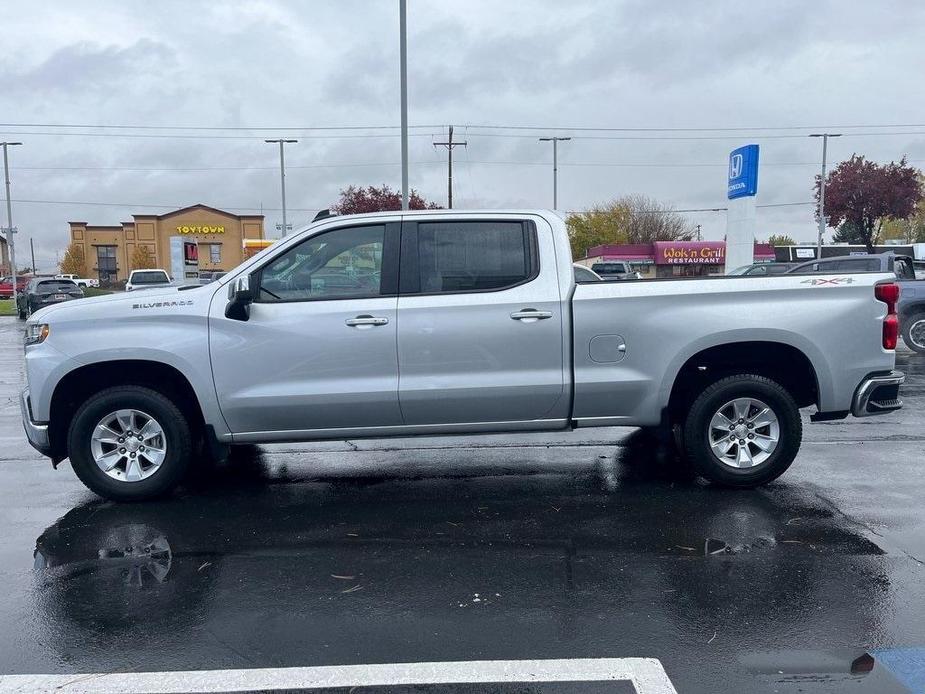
727,144,760,199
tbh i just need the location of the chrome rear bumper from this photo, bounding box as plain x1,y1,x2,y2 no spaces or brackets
851,371,904,417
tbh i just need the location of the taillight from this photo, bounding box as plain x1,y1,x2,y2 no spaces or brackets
875,282,899,312
883,314,899,350
875,282,900,349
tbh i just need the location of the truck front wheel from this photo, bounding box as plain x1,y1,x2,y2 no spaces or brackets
682,374,802,487
67,386,193,501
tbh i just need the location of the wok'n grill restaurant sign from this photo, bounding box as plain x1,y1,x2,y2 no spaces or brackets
654,241,725,265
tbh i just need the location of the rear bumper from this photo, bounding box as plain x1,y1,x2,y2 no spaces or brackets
20,388,52,457
851,370,904,417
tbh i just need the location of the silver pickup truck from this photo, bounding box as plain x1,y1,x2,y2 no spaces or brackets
20,210,904,500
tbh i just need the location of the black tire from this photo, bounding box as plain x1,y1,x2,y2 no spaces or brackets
67,386,193,501
901,312,925,353
682,374,802,488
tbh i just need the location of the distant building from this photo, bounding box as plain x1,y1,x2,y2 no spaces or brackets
0,233,8,274
581,241,775,278
68,204,264,285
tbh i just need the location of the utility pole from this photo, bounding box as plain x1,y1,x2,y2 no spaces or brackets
433,125,467,209
30,237,35,274
810,133,841,258
265,139,297,237
2,142,22,306
695,224,702,241
538,136,571,209
399,0,409,210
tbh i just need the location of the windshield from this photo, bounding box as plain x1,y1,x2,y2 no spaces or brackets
727,265,752,275
131,271,170,284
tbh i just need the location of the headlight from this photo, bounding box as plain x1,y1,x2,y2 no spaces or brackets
25,323,49,346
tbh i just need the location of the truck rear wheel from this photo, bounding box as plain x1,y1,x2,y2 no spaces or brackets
682,374,802,487
67,386,192,501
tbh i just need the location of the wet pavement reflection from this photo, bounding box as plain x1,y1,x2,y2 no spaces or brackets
26,433,916,693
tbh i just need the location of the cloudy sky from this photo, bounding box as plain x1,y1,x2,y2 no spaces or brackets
2,0,925,271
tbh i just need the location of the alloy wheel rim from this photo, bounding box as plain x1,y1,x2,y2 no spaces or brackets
90,409,167,482
909,318,925,350
707,397,780,469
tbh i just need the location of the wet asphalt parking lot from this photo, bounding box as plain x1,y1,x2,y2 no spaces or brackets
1,315,924,693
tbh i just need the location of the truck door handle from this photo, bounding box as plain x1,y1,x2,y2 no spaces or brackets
345,315,389,327
510,309,553,321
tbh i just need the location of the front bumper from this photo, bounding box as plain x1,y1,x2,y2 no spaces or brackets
851,371,904,417
20,388,52,457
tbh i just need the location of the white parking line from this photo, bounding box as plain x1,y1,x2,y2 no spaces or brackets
0,658,678,693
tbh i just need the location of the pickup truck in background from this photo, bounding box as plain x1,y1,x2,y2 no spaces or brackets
19,210,904,500
55,274,100,288
590,260,642,280
125,268,173,292
788,253,925,352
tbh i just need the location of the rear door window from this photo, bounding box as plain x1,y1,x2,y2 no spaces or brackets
405,221,537,294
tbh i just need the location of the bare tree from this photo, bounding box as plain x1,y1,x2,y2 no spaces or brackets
621,194,695,243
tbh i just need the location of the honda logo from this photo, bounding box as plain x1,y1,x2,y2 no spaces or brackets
729,153,743,180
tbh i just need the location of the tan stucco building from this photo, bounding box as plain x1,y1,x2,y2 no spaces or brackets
68,204,264,285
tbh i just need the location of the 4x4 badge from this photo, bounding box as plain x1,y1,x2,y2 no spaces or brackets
800,277,854,285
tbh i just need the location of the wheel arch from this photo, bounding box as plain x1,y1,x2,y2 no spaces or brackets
665,340,820,422
49,360,206,460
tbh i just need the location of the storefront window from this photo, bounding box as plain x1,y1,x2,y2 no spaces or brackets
209,243,221,264
95,245,118,286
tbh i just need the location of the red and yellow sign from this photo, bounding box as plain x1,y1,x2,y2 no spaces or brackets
654,241,725,265
176,224,225,234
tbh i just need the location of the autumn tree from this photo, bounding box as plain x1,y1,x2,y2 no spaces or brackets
816,155,923,252
332,185,441,214
566,194,694,259
766,234,796,247
60,242,86,277
131,245,155,270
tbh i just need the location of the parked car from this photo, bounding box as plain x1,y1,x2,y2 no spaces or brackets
590,261,641,280
0,275,30,299
55,274,100,288
573,264,602,282
20,210,903,501
16,278,83,319
787,252,925,353
198,271,227,285
126,269,172,292
727,262,797,276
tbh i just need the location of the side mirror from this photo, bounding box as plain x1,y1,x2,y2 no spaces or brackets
225,274,255,321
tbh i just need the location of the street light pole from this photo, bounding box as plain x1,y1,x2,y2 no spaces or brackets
810,133,841,258
265,139,297,237
538,136,571,209
399,0,409,210
2,142,22,306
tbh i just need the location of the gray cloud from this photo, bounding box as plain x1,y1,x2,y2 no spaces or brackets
1,0,925,273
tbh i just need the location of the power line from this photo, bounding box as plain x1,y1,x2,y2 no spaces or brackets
0,130,438,141
461,123,925,133
3,121,925,133
0,123,441,131
0,197,321,213
1,196,816,214
11,158,925,173
466,131,925,141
